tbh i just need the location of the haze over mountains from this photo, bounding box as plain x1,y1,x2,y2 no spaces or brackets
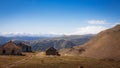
63,25,120,60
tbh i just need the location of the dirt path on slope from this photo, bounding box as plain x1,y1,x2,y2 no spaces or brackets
1,53,36,68
35,52,46,58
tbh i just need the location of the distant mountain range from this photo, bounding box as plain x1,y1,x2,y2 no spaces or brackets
0,34,94,51
30,35,94,51
0,33,62,45
0,36,48,45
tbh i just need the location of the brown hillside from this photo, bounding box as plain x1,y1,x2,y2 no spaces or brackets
61,25,120,60
80,25,120,60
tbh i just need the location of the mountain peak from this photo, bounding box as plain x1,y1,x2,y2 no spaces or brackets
113,24,120,29
108,24,120,32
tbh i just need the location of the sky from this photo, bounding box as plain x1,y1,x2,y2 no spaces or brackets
0,0,120,36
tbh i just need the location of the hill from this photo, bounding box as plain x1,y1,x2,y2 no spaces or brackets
63,25,120,60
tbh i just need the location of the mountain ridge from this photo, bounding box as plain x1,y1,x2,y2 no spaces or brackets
0,35,94,51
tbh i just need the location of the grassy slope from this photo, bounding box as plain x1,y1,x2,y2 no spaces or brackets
0,52,120,68
0,52,35,68
11,53,120,68
0,56,26,66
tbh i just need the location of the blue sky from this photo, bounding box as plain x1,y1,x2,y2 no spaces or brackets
0,0,120,35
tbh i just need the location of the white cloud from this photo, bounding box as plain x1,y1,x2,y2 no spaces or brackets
0,32,31,37
0,32,63,37
88,20,107,25
0,26,108,36
70,26,108,35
